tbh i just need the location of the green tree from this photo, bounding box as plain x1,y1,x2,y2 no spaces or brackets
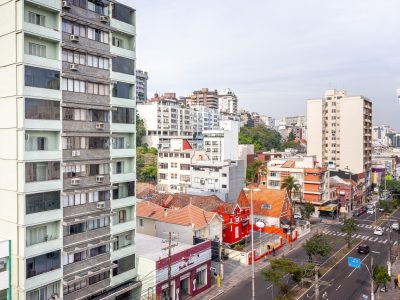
281,176,301,225
341,218,358,248
246,160,262,184
287,131,295,141
301,203,315,220
303,234,332,262
373,265,391,290
137,146,158,182
136,113,146,147
239,126,282,151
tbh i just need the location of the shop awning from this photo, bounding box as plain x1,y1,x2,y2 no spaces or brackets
318,204,337,212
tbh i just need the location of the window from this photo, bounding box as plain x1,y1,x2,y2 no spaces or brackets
88,217,109,230
112,36,124,48
112,255,135,276
62,20,86,37
27,11,45,26
28,42,46,58
115,161,123,174
139,218,144,228
112,56,135,75
63,193,87,207
63,164,86,178
90,244,108,257
159,163,168,169
268,181,280,187
26,191,60,214
88,137,109,149
112,82,133,99
171,162,177,168
62,136,86,150
113,231,134,250
68,223,86,235
88,0,109,15
88,27,109,43
26,281,60,300
118,210,127,224
25,98,60,120
26,251,61,279
0,257,7,273
196,268,207,288
25,66,60,90
171,174,177,179
25,161,60,182
222,184,227,188
87,54,109,69
112,181,135,199
88,271,110,285
25,135,50,151
63,251,87,265
180,164,190,170
89,163,109,176
62,49,86,65
112,107,135,124
159,173,167,180
112,137,125,149
62,78,86,93
90,109,109,122
87,82,110,95
112,3,134,24
180,175,190,182
63,108,87,121
262,204,272,209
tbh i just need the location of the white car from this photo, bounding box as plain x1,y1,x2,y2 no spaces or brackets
374,227,384,236
294,213,302,219
392,222,399,231
367,209,374,215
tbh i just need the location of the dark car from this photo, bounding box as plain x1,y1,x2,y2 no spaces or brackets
357,244,370,254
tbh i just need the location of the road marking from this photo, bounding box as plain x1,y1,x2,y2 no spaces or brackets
365,225,373,229
380,239,388,244
371,251,381,254
361,235,369,240
336,284,341,291
368,237,378,242
347,254,370,278
355,234,362,239
394,241,398,245
351,233,357,238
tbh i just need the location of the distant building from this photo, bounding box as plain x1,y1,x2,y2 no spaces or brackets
260,115,275,128
307,89,372,174
218,88,238,114
372,125,393,147
136,69,149,102
186,88,219,110
239,110,254,127
0,239,10,299
283,116,306,127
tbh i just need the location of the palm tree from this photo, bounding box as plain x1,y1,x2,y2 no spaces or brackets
281,176,301,225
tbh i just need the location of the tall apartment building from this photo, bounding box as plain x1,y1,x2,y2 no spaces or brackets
307,89,372,174
0,239,11,300
218,88,238,115
372,125,393,147
0,1,138,299
192,105,220,137
186,88,219,110
135,69,148,102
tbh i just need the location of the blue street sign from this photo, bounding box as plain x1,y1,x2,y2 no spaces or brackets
348,256,361,269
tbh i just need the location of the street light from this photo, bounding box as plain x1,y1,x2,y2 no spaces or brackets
256,221,265,258
243,187,261,300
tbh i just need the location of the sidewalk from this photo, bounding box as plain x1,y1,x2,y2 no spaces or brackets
382,256,400,300
192,225,322,300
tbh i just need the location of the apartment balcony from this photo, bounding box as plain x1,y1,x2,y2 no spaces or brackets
110,45,135,60
25,208,62,226
111,220,135,235
25,268,63,291
110,148,135,158
24,54,61,70
111,196,135,210
62,62,110,81
110,71,135,85
63,226,111,247
111,96,136,108
111,172,136,183
111,244,135,262
23,22,61,41
110,123,135,133
24,86,62,100
24,179,62,194
62,4,111,29
63,201,111,218
63,174,110,190
24,238,62,260
26,0,61,10
63,252,111,276
24,150,62,162
24,119,61,131
62,91,109,106
111,268,137,287
110,18,135,35
64,278,111,300
62,120,110,132
62,33,110,55
62,149,110,161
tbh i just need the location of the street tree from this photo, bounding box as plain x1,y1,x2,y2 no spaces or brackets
301,203,315,220
373,265,391,290
281,176,301,225
303,234,332,262
341,218,358,248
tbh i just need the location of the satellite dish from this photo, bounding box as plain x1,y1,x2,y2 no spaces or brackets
256,221,265,228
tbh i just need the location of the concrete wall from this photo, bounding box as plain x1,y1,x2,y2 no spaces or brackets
307,99,323,164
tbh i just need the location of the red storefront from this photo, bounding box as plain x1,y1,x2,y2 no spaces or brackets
155,241,212,300
218,203,250,245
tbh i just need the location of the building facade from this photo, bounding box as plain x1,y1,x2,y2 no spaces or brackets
135,69,148,102
372,125,393,148
0,239,11,300
186,88,219,110
307,89,372,174
0,1,138,298
218,88,238,115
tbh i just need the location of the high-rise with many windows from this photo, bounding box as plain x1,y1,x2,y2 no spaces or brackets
0,0,138,299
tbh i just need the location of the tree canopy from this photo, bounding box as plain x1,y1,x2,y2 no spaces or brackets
239,126,282,151
136,113,146,147
137,146,158,182
341,218,358,248
301,203,315,220
303,234,332,262
373,265,391,288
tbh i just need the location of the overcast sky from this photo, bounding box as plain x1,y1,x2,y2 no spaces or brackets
122,0,400,129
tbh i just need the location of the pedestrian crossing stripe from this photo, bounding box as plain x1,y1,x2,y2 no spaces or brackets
322,231,392,244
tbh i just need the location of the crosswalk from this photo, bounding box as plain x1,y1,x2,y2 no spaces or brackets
321,229,399,245
356,223,391,230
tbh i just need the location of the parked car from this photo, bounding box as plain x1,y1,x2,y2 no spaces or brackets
392,222,399,231
378,207,385,212
352,210,361,217
367,209,374,215
294,213,302,219
357,244,370,254
374,227,384,236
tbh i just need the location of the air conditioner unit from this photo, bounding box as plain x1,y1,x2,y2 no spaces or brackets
62,1,71,9
100,15,109,23
69,63,78,71
71,150,80,157
97,201,106,209
96,122,105,130
69,34,79,42
96,175,105,183
71,178,81,186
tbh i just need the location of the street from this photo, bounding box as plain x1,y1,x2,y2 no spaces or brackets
215,208,400,300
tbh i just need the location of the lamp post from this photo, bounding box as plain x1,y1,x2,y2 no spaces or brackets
256,221,265,258
243,187,261,300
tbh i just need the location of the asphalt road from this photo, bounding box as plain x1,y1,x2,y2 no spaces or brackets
216,208,400,300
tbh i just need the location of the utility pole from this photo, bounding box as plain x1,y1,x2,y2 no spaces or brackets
302,265,330,300
162,232,178,300
387,224,392,276
371,256,374,300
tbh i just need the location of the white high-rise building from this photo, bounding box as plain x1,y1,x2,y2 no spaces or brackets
0,1,138,299
218,88,238,114
307,89,372,174
372,125,392,147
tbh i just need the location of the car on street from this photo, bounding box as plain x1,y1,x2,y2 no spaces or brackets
392,222,399,231
378,207,385,212
357,244,370,254
374,227,384,236
294,213,302,219
367,209,374,215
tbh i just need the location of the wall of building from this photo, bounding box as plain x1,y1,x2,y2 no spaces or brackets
306,99,323,164
137,217,157,236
